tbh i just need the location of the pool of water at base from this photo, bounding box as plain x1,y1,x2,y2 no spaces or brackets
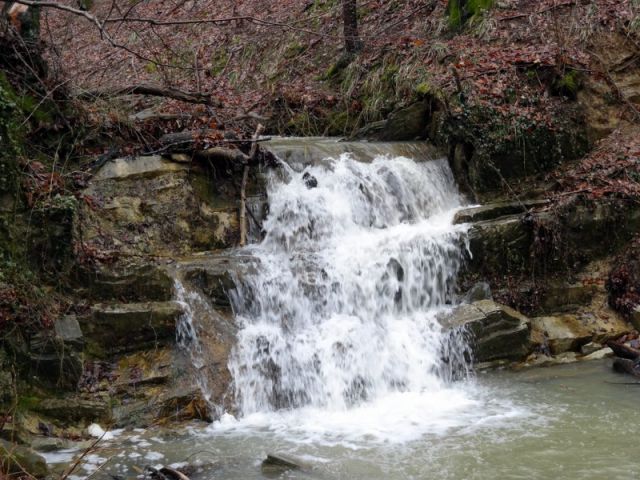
45,360,640,480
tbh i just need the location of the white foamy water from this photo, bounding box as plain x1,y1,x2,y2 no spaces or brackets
206,150,511,443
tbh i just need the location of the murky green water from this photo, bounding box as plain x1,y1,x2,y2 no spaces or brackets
45,360,640,480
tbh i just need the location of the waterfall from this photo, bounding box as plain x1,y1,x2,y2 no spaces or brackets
227,148,471,417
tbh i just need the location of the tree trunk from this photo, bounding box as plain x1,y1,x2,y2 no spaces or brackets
342,0,362,55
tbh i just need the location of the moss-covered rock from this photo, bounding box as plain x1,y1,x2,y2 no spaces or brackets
0,439,49,478
441,104,589,197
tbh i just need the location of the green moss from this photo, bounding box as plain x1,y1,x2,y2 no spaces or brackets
446,0,495,28
284,41,306,59
210,50,229,77
415,82,433,96
16,395,42,412
553,69,582,99
326,110,356,136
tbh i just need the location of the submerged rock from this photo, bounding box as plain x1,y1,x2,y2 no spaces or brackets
261,453,309,476
442,300,532,363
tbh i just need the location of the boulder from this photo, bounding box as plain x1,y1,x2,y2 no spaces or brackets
530,315,592,354
442,300,532,363
378,101,430,141
0,439,49,478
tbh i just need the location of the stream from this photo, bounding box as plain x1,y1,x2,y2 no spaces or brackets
42,139,640,479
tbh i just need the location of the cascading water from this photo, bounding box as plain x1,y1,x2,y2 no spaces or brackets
227,147,473,421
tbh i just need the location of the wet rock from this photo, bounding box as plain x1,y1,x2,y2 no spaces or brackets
302,172,318,189
83,301,183,355
530,315,592,355
0,439,49,478
179,254,258,307
454,199,549,224
581,347,613,361
442,300,532,362
156,387,211,423
34,397,111,426
581,341,604,356
466,215,532,275
261,453,309,476
463,282,492,303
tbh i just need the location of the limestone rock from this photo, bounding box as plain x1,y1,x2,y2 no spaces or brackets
0,439,49,478
531,315,592,354
581,347,613,361
581,341,604,356
83,301,183,355
442,300,532,362
34,397,111,426
81,264,174,302
540,283,599,313
93,156,188,181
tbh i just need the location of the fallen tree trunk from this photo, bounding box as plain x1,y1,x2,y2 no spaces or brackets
77,84,214,105
606,340,640,360
196,147,249,164
158,129,270,150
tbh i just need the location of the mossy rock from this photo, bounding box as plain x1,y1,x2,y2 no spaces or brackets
0,439,49,478
442,104,589,196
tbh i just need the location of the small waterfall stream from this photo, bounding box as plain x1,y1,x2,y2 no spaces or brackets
226,141,472,418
